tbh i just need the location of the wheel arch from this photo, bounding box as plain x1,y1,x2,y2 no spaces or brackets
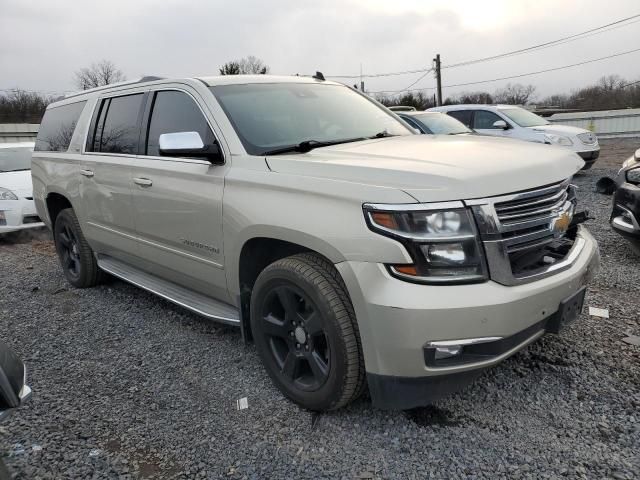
45,191,74,229
233,232,345,342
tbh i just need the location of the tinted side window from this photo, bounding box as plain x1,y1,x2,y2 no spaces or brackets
34,101,86,152
145,91,215,157
473,110,504,129
446,110,472,127
91,94,144,154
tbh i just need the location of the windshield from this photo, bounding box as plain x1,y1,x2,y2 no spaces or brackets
210,83,412,155
0,145,33,173
499,107,550,127
410,113,472,135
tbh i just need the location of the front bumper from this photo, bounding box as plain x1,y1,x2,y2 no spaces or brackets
577,149,600,169
0,198,44,234
337,226,599,409
610,181,640,241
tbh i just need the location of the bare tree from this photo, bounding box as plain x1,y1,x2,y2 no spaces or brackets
74,60,126,90
219,56,269,75
493,83,537,105
445,91,494,105
0,89,51,123
375,91,435,111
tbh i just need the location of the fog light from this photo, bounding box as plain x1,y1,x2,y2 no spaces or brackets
434,345,463,360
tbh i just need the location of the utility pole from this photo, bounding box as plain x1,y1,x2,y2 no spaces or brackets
360,63,365,93
434,54,442,106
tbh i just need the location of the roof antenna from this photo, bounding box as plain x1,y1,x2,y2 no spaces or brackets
312,71,325,81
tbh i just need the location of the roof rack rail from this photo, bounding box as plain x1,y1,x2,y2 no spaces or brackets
64,76,166,99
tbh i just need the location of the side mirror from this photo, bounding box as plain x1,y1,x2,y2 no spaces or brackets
492,120,509,130
0,340,30,419
159,132,223,164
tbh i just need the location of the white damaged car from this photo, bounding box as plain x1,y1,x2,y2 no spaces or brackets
0,142,44,234
429,104,600,169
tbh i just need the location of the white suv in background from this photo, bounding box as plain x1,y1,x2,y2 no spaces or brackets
429,105,600,169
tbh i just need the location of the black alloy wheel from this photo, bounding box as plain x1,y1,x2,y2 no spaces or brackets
260,284,331,391
250,253,366,411
53,208,104,288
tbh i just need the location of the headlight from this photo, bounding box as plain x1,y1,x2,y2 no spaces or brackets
0,188,18,200
364,204,487,284
626,167,640,185
544,134,573,146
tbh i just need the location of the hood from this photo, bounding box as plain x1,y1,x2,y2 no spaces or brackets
527,124,591,136
0,170,34,198
265,135,583,202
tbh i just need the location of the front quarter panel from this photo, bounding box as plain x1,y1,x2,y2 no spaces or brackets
223,155,415,297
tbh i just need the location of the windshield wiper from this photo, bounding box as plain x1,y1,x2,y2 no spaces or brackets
368,130,397,139
262,137,367,156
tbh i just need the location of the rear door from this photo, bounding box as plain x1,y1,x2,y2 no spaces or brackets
81,91,146,261
130,87,229,302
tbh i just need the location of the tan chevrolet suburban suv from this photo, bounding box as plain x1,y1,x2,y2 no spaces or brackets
31,75,599,410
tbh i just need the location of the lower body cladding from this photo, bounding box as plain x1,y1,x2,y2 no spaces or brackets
577,149,600,170
0,198,44,234
337,227,600,410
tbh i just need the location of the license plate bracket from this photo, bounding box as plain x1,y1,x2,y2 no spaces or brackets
547,287,586,334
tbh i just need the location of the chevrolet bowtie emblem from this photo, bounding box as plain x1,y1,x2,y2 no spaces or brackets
551,211,572,237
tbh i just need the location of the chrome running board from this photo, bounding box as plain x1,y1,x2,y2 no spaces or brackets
97,255,240,325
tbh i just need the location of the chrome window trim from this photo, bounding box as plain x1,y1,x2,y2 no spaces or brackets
81,85,226,165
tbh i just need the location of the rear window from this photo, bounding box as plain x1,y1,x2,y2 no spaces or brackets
89,93,144,154
34,101,86,152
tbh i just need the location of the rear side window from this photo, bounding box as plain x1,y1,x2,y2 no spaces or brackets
145,91,216,157
89,93,144,154
34,101,86,152
446,110,472,128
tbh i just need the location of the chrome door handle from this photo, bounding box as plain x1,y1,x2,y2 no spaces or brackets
80,170,94,178
133,177,153,187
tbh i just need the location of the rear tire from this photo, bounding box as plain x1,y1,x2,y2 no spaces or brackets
53,208,104,288
250,253,366,411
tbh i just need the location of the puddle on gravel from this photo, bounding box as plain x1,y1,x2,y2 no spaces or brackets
404,405,461,427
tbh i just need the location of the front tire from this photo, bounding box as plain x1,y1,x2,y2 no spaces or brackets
53,208,103,288
250,253,366,411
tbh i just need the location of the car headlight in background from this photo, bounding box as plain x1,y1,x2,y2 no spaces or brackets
0,188,18,200
626,167,640,185
544,133,573,147
364,204,488,284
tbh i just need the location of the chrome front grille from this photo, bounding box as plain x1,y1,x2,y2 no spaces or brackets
467,180,579,286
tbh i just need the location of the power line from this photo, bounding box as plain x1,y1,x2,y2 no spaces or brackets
369,47,640,94
622,79,640,88
443,14,640,69
326,13,640,80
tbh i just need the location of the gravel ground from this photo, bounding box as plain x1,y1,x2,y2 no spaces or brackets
1,140,639,479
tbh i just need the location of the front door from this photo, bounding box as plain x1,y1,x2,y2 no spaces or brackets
130,88,229,302
472,110,514,138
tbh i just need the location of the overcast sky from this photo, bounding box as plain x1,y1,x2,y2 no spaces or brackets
2,0,639,101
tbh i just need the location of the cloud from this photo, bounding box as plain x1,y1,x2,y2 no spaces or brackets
2,0,639,98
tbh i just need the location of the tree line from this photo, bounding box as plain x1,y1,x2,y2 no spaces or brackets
375,75,640,111
1,56,639,123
